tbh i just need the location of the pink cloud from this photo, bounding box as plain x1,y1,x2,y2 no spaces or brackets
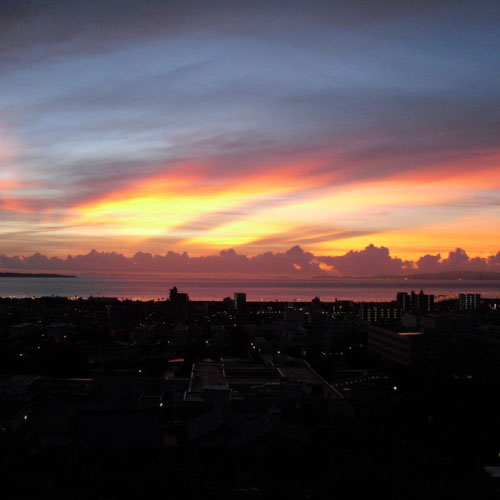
1,244,499,277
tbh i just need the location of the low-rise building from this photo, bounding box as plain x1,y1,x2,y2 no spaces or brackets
367,325,422,367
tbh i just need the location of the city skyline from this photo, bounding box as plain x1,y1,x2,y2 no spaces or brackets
1,1,499,266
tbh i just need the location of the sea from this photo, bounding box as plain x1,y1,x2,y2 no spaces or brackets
0,276,499,302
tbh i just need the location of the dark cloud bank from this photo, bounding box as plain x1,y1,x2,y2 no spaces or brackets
1,245,500,277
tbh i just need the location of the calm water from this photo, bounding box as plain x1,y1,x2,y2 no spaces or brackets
0,276,499,302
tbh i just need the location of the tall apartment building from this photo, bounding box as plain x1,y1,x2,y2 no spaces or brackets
234,292,247,311
459,293,481,311
397,290,434,313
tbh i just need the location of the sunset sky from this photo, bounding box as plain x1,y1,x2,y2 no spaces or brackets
1,0,499,269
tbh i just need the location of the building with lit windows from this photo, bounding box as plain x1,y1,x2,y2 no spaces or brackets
459,293,481,311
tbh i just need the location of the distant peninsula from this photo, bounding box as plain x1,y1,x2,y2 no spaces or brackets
372,271,500,280
0,272,76,278
309,271,500,280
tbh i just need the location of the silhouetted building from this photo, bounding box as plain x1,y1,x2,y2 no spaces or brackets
234,292,246,311
412,290,434,313
461,325,500,378
397,290,434,313
169,286,189,318
360,303,402,322
459,293,481,311
222,296,234,309
184,356,352,417
397,292,410,311
367,325,422,367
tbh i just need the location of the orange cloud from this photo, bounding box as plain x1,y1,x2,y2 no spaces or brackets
379,149,500,189
67,157,335,240
52,147,500,260
0,179,20,190
0,198,36,214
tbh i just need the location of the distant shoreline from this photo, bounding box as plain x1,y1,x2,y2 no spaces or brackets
0,272,76,278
